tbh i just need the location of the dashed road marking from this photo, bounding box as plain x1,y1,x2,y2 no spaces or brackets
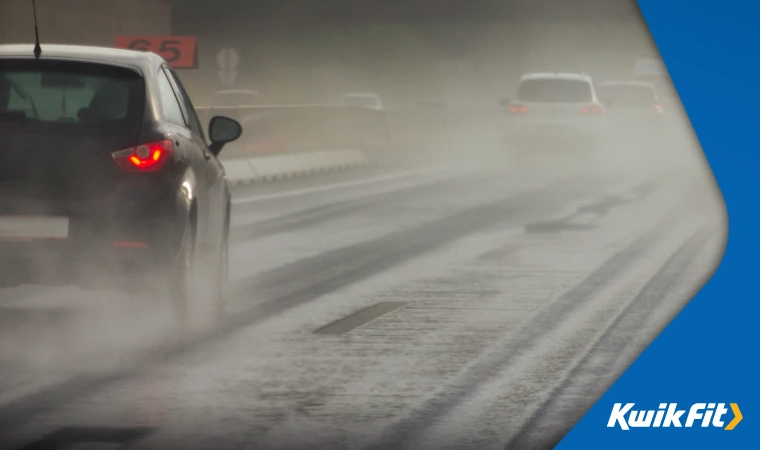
315,302,409,335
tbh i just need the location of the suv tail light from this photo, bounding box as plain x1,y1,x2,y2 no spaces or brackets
112,140,173,172
580,105,603,115
508,104,530,114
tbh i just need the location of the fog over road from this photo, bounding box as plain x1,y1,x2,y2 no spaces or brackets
0,133,724,449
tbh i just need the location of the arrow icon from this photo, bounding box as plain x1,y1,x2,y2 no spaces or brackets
725,403,743,430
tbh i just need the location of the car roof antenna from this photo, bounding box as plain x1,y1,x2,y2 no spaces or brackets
32,0,42,59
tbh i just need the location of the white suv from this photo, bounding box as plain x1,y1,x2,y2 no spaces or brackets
502,73,606,149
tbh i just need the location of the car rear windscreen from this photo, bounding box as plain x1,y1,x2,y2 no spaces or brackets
0,59,144,148
517,79,593,103
599,85,657,107
0,60,146,198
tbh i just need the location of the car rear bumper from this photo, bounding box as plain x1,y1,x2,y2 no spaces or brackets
0,212,185,252
0,193,191,288
0,243,156,287
0,229,184,290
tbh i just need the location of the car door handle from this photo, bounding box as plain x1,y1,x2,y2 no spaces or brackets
203,152,211,161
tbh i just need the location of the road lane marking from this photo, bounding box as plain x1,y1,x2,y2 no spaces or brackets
314,302,409,335
232,166,451,204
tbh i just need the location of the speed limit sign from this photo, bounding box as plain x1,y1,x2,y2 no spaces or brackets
114,36,197,69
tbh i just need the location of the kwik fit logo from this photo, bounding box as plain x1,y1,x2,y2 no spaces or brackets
608,403,743,430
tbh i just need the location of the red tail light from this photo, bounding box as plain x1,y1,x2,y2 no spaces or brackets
112,140,173,172
580,105,603,115
508,104,530,114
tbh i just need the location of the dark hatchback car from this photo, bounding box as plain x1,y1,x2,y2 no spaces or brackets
0,44,242,329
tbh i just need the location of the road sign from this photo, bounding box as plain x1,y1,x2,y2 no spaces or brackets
114,36,197,69
217,48,239,87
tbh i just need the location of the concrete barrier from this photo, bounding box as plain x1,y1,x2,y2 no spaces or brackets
199,104,501,154
201,104,502,184
221,158,258,184
219,105,388,157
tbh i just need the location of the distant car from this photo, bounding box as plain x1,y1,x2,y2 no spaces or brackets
501,72,607,151
0,44,243,330
212,89,259,108
341,93,383,111
598,81,664,125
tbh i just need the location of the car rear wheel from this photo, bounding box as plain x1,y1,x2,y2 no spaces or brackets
213,225,229,320
167,222,216,334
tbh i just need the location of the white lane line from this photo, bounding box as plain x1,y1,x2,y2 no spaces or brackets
232,166,452,205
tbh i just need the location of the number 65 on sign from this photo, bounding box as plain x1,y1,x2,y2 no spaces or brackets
114,36,197,69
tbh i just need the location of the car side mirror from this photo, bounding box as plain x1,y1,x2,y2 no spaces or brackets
208,116,242,156
499,97,511,107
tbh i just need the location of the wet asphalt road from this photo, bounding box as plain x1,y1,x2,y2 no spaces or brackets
0,133,725,449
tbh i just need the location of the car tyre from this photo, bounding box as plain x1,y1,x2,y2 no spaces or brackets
212,222,229,321
168,221,215,334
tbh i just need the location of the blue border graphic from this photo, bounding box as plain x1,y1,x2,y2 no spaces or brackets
559,0,757,447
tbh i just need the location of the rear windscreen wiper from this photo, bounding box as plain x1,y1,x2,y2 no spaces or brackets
8,80,39,119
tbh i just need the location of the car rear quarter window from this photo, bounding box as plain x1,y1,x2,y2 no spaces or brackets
157,68,186,126
0,59,143,130
517,79,593,103
164,67,204,139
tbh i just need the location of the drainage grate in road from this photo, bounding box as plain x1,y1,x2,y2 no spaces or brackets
315,302,409,335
